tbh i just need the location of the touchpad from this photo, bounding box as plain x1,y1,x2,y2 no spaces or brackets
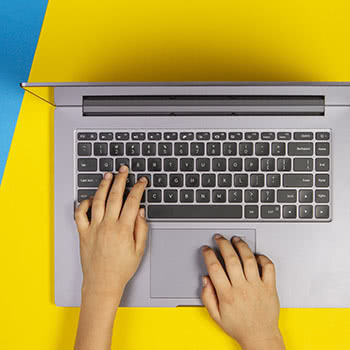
150,228,256,298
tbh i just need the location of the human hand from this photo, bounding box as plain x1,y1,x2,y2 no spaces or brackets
74,166,148,300
201,235,285,350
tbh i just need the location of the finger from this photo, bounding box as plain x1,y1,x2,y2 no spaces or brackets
91,172,113,224
232,236,260,282
134,208,148,254
104,166,129,220
74,198,93,233
201,246,231,297
214,234,245,284
201,276,221,322
256,254,276,288
119,177,148,229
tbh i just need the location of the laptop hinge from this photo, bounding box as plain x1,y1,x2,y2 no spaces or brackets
82,95,325,116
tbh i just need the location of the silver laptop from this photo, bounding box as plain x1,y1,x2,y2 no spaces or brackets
21,82,350,307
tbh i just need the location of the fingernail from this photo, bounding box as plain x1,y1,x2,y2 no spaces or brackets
139,176,148,184
232,236,241,242
214,233,222,240
119,165,128,173
139,207,145,217
202,276,208,287
201,245,209,251
104,172,112,179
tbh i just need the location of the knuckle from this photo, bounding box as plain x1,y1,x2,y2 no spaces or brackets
208,261,222,273
244,255,257,265
225,253,240,265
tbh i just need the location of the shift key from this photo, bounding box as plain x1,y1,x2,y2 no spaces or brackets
283,174,313,187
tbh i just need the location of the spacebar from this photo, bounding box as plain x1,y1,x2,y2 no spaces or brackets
148,205,242,219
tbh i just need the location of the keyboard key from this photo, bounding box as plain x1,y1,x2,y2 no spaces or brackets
223,142,237,156
196,158,210,171
148,205,242,219
288,142,313,156
78,132,97,140
261,158,275,171
299,205,313,219
169,174,184,187
293,158,313,171
283,205,297,219
142,143,156,156
271,142,285,156
116,158,130,170
78,174,102,187
196,190,210,203
154,174,167,187
148,190,162,202
186,174,200,187
164,158,178,171
158,142,172,156
213,190,226,202
78,142,92,156
227,158,242,172
315,190,329,203
229,132,243,140
294,132,313,140
110,142,124,156
250,174,264,187
245,205,258,219
99,158,113,171
277,190,297,203
245,189,258,203
115,132,129,140
207,142,221,156
266,174,280,187
261,189,275,203
132,158,146,172
315,174,329,187
180,190,194,202
315,205,329,219
137,174,151,187
191,142,205,156
94,142,108,156
228,189,242,203
148,132,161,140
164,132,178,140
234,174,248,187
126,142,140,156
132,132,145,140
277,132,291,140
99,132,113,140
164,190,178,203
126,174,135,187
299,189,313,203
283,174,313,187
202,174,216,187
78,189,97,202
277,158,291,171
245,158,259,171
212,158,227,171
78,158,97,171
218,174,232,187
212,132,226,140
175,142,189,156
245,132,259,140
196,132,210,140
261,205,281,219
316,158,330,172
255,143,270,156
239,142,253,156
180,158,194,171
261,132,275,140
148,158,162,171
316,142,330,156
316,132,330,140
180,132,194,140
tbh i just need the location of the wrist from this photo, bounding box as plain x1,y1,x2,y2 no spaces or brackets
240,330,285,350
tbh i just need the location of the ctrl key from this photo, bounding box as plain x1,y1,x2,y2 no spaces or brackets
315,205,330,219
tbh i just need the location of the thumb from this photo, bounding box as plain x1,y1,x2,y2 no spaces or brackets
201,276,221,323
134,207,148,255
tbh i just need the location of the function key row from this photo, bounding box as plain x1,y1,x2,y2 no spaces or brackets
77,131,330,141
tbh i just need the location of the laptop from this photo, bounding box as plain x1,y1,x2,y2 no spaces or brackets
20,82,350,307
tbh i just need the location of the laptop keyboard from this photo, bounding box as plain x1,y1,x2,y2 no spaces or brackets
75,129,331,221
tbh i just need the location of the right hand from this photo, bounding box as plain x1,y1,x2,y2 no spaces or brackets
201,235,285,350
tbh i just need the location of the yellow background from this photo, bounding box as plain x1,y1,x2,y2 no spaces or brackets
1,0,350,348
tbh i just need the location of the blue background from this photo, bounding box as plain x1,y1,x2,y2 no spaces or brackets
0,1,47,184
